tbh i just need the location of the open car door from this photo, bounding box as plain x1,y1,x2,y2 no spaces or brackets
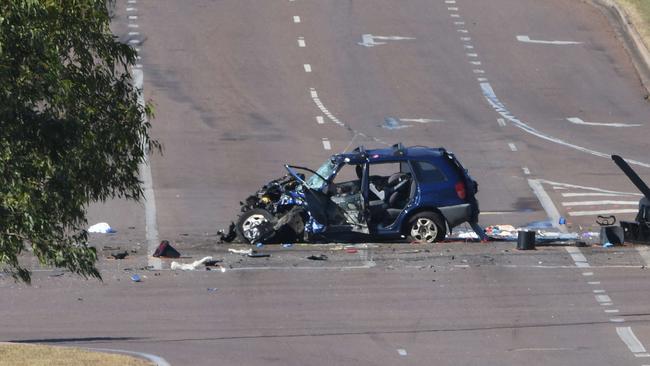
359,162,370,225
285,164,331,226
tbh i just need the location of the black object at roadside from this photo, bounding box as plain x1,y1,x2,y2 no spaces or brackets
204,259,222,266
516,231,535,250
600,226,624,245
111,251,129,259
307,254,328,261
153,240,181,258
248,253,270,258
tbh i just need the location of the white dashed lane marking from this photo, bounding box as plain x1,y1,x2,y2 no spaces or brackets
293,15,301,23
316,116,324,124
497,118,506,126
508,142,517,152
322,138,331,150
298,37,306,47
303,64,312,72
522,167,530,175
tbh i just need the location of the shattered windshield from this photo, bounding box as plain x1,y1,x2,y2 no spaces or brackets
305,160,337,190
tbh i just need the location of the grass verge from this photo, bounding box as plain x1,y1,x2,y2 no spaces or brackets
616,0,650,47
0,344,153,366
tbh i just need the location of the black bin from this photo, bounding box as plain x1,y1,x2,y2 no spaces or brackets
517,231,536,250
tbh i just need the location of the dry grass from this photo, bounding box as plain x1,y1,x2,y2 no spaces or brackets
617,0,650,47
0,344,153,366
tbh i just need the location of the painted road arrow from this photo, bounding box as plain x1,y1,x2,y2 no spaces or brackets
567,117,642,128
516,35,582,45
399,118,445,123
358,34,415,47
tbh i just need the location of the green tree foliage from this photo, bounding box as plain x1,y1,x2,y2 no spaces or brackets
0,1,158,283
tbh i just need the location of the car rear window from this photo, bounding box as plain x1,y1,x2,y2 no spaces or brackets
412,161,447,183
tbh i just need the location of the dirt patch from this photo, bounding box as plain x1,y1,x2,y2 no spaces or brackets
0,344,153,366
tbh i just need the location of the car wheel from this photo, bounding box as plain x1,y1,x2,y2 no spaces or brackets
406,212,446,243
236,208,275,244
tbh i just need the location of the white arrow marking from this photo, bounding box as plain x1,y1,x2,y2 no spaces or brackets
358,34,415,47
399,118,444,123
516,35,582,45
567,117,641,128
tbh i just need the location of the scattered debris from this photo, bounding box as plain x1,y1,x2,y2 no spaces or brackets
345,247,358,254
603,242,614,248
597,215,617,226
102,246,120,251
203,259,222,267
130,274,141,282
207,288,218,292
171,256,215,271
88,222,116,234
228,248,253,255
153,240,181,258
256,242,264,248
248,253,271,258
307,254,328,261
48,272,65,278
282,243,293,248
217,222,238,243
111,251,129,260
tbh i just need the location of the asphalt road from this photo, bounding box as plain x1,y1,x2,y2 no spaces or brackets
8,0,650,365
2,243,650,365
93,0,650,243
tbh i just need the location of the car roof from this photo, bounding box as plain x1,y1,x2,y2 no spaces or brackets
332,144,448,164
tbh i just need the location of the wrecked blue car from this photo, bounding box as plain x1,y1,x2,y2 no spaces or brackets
224,144,484,244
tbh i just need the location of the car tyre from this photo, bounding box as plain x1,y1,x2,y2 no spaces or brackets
406,212,446,243
236,208,275,244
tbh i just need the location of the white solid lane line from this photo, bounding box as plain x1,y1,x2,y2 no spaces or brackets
529,179,567,232
322,139,331,150
562,192,633,197
133,70,160,271
617,327,648,354
568,209,639,217
562,200,638,206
